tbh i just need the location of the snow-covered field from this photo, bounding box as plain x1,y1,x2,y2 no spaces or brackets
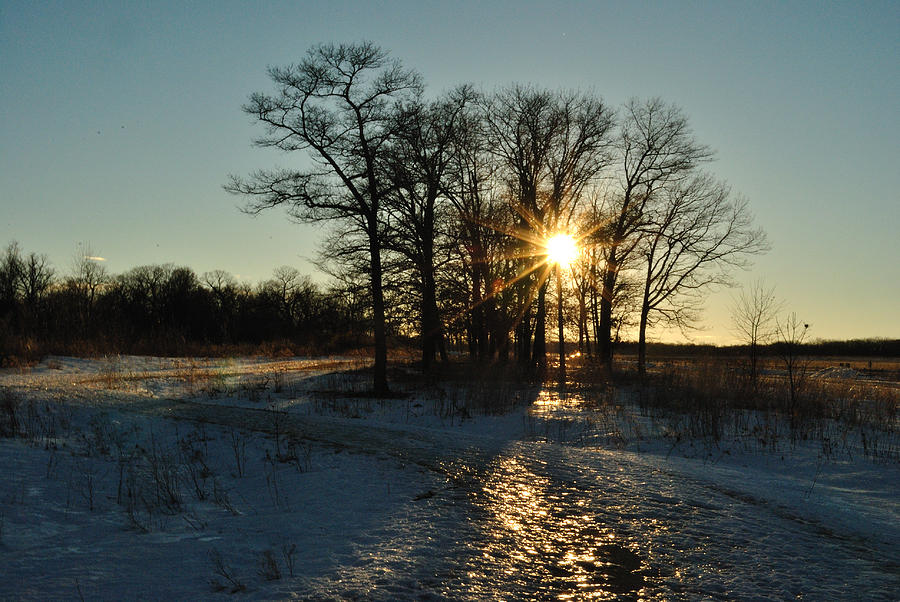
1,355,897,600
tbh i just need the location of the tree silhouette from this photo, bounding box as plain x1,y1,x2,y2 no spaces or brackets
731,280,782,384
595,98,713,371
227,42,422,394
635,175,768,375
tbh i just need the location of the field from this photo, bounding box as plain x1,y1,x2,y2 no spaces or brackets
1,354,898,599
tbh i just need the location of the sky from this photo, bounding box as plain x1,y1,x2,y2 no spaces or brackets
2,0,898,344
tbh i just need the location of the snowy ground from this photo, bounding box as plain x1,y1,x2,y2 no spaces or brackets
1,355,897,600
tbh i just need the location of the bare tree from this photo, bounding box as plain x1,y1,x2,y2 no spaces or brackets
595,98,713,371
775,312,810,422
569,244,594,357
483,85,557,370
20,253,52,305
227,42,422,395
383,86,475,370
545,92,615,382
731,279,782,384
0,243,24,316
202,270,241,342
440,91,516,360
70,244,108,333
266,266,303,327
19,252,54,333
635,174,768,375
483,86,614,372
262,266,324,333
0,243,25,359
544,92,615,233
115,264,199,335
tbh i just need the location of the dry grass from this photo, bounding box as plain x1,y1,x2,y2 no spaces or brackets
609,354,900,460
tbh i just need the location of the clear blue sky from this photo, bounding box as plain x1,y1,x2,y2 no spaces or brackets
2,1,898,343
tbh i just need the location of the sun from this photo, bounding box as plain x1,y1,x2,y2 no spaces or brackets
545,233,578,267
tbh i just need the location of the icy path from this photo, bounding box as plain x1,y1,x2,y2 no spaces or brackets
115,398,899,600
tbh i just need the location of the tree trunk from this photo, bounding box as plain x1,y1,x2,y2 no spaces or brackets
367,228,390,396
577,314,585,355
420,267,444,371
637,304,649,378
471,267,486,359
421,294,435,371
532,281,548,374
438,329,448,363
590,285,600,359
749,341,758,386
556,267,566,385
517,302,532,367
583,300,592,357
577,290,591,357
597,249,618,372
637,256,654,378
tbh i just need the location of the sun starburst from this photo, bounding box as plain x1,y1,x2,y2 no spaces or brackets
545,234,577,268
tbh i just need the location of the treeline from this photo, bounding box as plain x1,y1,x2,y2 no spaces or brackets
3,238,895,367
784,338,900,358
616,339,900,358
0,242,370,363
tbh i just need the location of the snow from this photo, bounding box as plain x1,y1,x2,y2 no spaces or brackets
809,365,865,379
1,356,897,599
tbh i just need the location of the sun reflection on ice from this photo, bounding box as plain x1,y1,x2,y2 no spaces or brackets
475,453,653,599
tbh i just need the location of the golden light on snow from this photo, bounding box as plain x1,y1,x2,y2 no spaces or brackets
545,234,577,268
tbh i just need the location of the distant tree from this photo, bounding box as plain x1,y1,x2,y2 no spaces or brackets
775,312,810,424
17,251,54,337
20,252,54,311
69,244,109,335
731,279,782,384
259,266,325,337
202,270,241,342
313,223,380,334
0,243,25,359
115,264,196,339
227,41,422,395
0,242,24,319
324,276,372,348
569,245,593,357
267,266,303,327
160,266,202,338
